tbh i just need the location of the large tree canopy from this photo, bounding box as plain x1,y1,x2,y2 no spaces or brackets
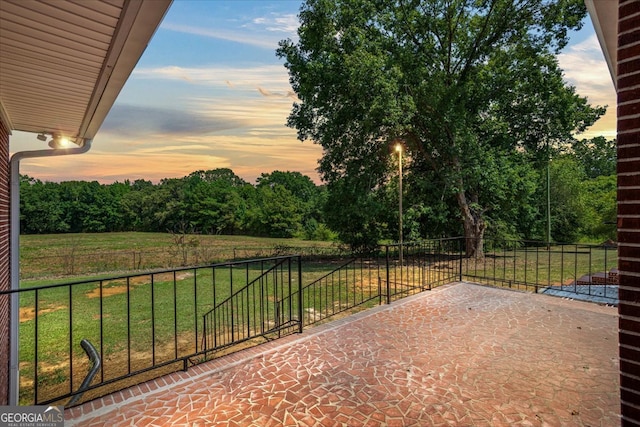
277,0,604,255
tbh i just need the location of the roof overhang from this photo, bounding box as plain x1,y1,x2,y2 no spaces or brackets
0,0,172,144
585,0,618,88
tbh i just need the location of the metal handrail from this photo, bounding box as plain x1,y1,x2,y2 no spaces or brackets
66,339,101,407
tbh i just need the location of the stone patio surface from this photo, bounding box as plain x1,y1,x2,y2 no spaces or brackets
65,282,620,426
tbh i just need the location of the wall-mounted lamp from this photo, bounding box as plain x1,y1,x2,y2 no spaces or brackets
37,132,83,149
48,134,75,149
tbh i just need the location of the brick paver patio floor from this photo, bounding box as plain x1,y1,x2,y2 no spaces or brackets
65,282,619,426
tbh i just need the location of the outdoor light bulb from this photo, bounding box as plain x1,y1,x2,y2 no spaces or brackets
48,134,73,149
395,144,402,153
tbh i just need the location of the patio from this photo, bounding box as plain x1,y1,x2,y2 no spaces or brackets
65,282,619,426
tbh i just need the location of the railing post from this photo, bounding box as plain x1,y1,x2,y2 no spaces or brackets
385,245,391,304
459,238,463,281
298,255,303,333
230,265,234,343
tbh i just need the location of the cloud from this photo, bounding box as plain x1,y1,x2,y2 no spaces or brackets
160,6,300,50
257,87,276,97
162,22,282,50
558,34,615,106
100,104,246,138
256,86,299,101
15,127,323,185
132,64,291,90
19,150,233,183
557,34,617,139
192,95,294,129
252,14,299,33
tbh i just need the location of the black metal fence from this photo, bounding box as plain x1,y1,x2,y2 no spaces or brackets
5,256,301,407
4,237,618,407
461,238,618,303
201,257,303,353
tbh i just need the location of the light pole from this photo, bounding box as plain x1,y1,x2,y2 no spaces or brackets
395,143,403,265
546,140,551,250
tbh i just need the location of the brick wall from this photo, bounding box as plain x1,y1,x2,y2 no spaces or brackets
0,119,10,405
618,0,640,424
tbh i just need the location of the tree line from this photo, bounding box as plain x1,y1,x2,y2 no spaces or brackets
20,169,332,240
20,135,615,248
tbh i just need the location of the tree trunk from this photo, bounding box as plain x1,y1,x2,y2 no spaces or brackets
455,183,486,259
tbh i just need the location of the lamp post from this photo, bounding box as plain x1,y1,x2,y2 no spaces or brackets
546,140,551,250
395,143,403,265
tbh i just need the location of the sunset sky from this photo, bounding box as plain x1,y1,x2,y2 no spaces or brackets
10,0,617,185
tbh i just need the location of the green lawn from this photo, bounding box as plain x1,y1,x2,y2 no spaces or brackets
19,232,340,280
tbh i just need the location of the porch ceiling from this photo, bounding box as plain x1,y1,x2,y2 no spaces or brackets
0,0,172,144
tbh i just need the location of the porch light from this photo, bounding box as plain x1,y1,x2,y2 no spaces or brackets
48,134,75,149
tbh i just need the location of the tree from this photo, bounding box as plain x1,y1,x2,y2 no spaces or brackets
571,136,616,178
257,171,317,201
188,168,249,187
581,174,616,240
256,171,330,238
278,0,604,256
185,174,248,234
324,176,390,251
547,156,586,242
20,176,69,234
249,185,304,238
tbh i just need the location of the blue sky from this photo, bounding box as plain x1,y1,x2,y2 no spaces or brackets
11,0,616,184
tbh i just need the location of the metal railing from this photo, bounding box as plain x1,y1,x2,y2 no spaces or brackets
201,256,302,354
461,238,618,302
288,240,462,326
5,237,618,407
4,256,301,407
383,238,463,303
292,257,382,326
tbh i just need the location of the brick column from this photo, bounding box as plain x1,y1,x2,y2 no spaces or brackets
0,119,10,405
618,0,640,424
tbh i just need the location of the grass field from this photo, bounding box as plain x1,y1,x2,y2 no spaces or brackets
462,243,618,290
20,232,341,280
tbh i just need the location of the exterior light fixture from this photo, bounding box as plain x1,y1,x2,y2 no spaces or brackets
48,134,75,149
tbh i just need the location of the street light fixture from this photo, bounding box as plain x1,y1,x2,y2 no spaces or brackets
395,143,403,265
